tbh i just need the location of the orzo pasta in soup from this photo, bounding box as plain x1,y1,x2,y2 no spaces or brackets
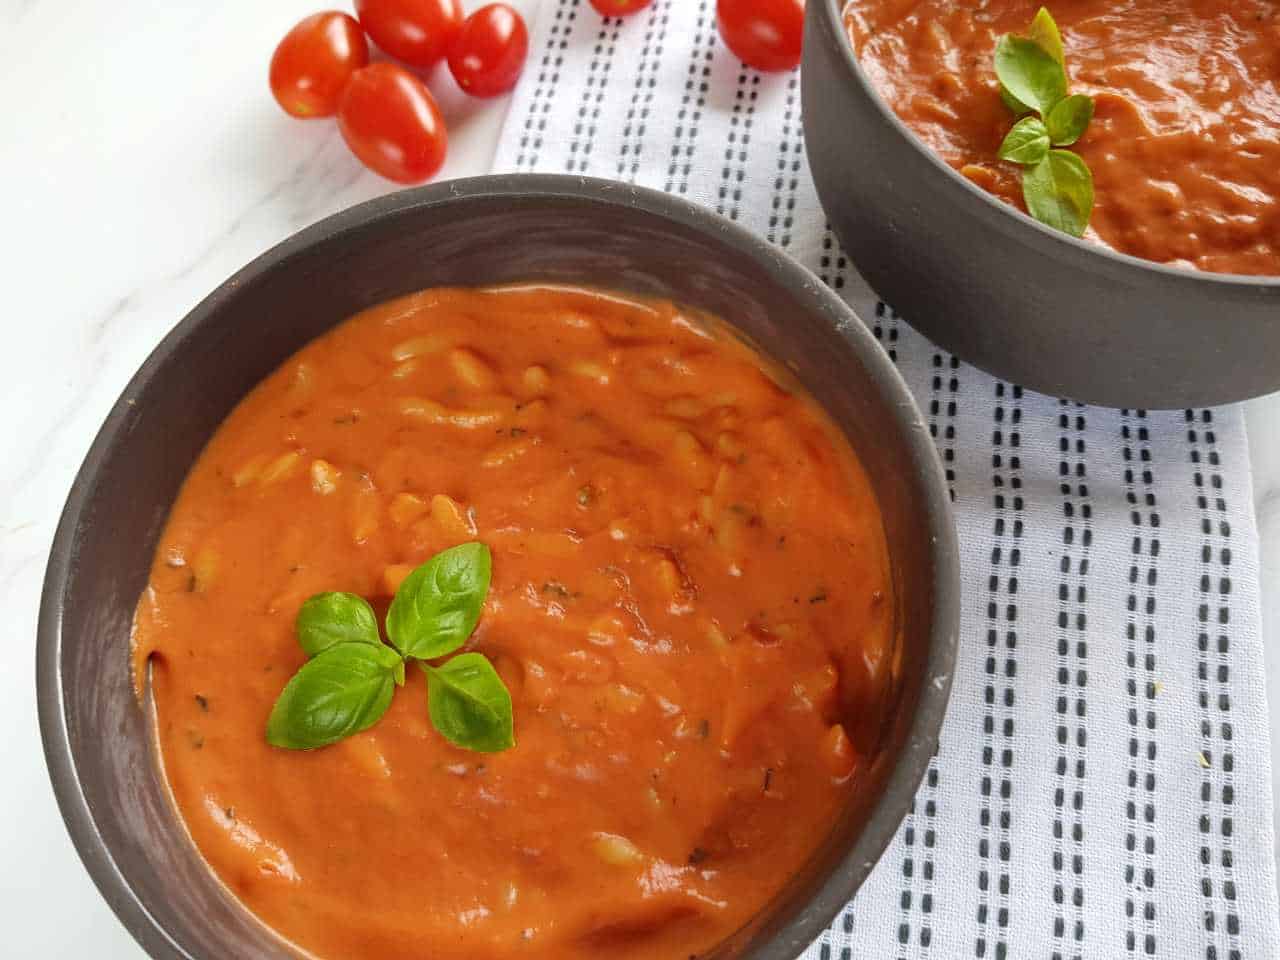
846,0,1280,275
132,284,895,960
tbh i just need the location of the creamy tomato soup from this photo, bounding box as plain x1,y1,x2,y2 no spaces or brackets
132,285,895,960
846,0,1280,275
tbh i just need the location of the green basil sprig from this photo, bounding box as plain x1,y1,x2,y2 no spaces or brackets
994,7,1095,238
266,542,514,753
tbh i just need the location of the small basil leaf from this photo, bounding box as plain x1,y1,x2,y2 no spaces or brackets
995,35,1067,117
1000,83,1033,116
423,654,514,753
998,116,1051,165
1022,149,1094,238
1027,6,1065,65
1045,94,1095,146
296,592,380,657
266,642,402,750
386,542,492,660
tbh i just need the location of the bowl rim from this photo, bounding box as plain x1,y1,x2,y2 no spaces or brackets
818,0,1280,290
37,172,960,960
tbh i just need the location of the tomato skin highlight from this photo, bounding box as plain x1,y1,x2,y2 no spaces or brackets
355,0,465,67
337,63,449,184
588,0,654,14
447,4,530,98
716,0,805,72
269,12,370,118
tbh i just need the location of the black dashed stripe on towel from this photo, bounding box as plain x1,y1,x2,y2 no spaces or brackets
895,347,961,959
1053,401,1090,960
817,230,851,291
936,354,961,502
566,15,621,173
1122,410,1160,958
977,381,1022,960
515,0,578,170
895,763,942,958
872,301,900,364
1188,408,1243,960
615,0,671,181
766,74,802,248
715,67,758,220
884,302,928,959
663,0,716,195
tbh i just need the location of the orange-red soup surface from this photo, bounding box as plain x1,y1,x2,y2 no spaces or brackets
846,0,1280,275
132,285,894,960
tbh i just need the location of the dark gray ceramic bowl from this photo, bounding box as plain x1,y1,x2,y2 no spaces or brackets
803,0,1280,409
38,174,957,960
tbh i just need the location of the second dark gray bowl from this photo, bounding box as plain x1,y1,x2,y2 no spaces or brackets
803,0,1280,409
38,174,957,960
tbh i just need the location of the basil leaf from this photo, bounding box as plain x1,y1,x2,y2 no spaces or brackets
266,642,402,750
1027,6,1065,65
386,542,491,660
995,35,1067,117
296,592,380,657
998,116,1051,165
1000,83,1033,116
1022,149,1094,238
1045,93,1095,146
423,654,515,753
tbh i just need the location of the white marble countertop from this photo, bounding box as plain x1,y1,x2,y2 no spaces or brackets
1,1,1275,955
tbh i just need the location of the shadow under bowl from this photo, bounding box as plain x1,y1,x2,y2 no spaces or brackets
802,0,1280,409
38,174,958,960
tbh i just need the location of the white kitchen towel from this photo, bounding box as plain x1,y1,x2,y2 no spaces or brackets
491,1,1280,957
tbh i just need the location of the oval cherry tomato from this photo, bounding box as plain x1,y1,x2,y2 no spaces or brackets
269,12,369,118
447,4,530,98
589,0,654,14
354,0,465,67
337,63,448,184
716,0,805,73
